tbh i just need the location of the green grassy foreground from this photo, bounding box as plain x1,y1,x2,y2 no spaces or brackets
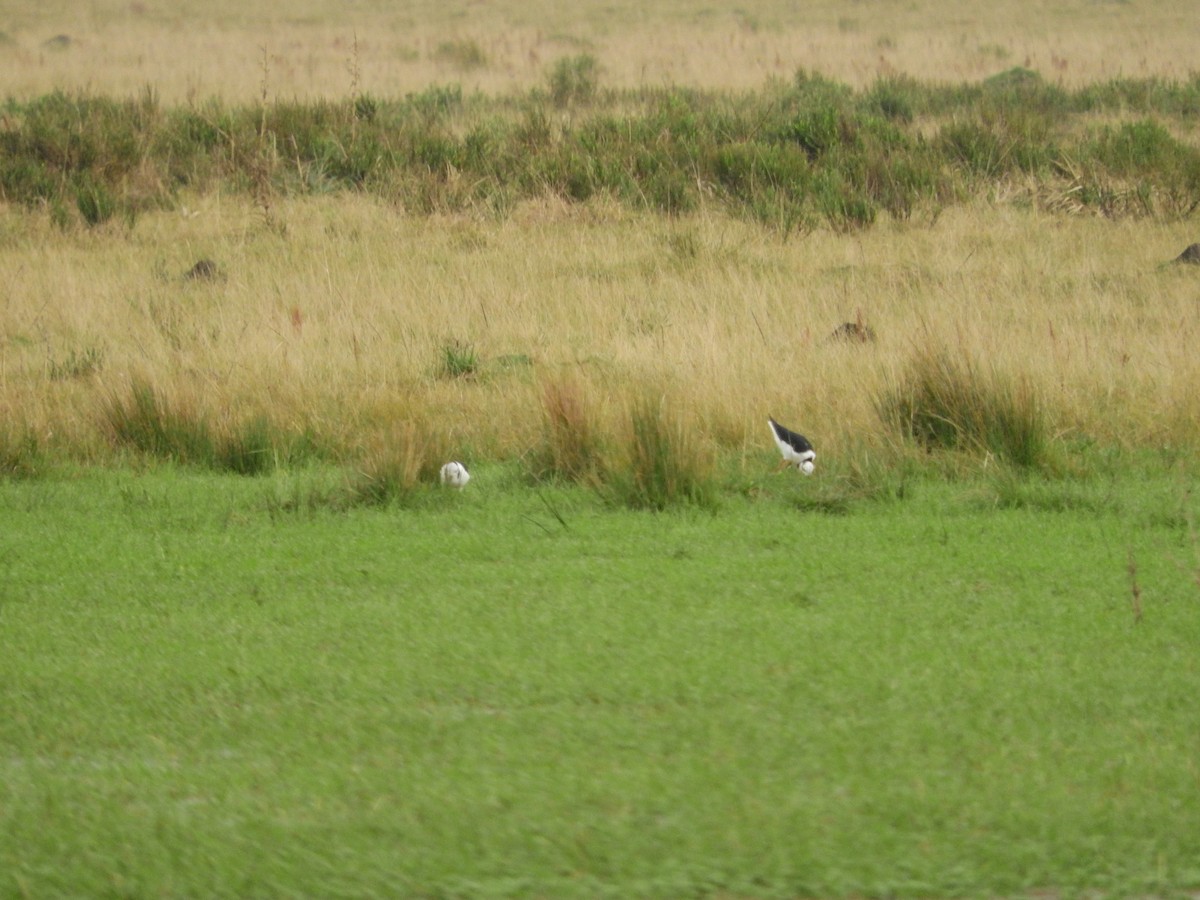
2,465,1199,897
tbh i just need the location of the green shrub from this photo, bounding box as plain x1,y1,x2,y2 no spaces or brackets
537,145,600,202
1084,120,1200,216
938,121,1009,178
812,168,876,231
866,151,949,221
151,106,230,187
1077,76,1200,117
778,105,849,160
0,155,57,205
315,133,384,187
709,141,810,196
3,75,1200,231
163,108,224,151
409,131,465,174
982,66,1044,92
1094,119,1192,172
865,76,921,123
789,69,854,109
641,166,695,214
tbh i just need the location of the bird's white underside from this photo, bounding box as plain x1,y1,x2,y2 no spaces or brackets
440,461,470,488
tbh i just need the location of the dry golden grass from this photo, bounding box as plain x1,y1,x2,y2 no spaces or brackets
3,191,1198,471
2,0,1198,103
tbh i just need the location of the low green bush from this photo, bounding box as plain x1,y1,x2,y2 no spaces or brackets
4,74,1200,230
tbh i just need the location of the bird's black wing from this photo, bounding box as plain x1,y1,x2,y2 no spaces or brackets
769,418,813,453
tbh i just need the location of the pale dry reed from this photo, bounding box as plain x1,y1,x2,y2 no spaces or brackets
1,0,1198,103
2,191,1197,470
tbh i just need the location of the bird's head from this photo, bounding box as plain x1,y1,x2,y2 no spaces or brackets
797,452,815,475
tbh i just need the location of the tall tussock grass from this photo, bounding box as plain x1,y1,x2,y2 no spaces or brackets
6,185,1198,491
0,427,44,480
345,418,453,506
528,380,719,509
529,379,604,484
878,344,1049,471
602,393,717,511
103,380,214,466
437,339,480,380
101,380,298,475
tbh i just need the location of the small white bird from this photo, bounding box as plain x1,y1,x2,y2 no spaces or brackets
439,461,471,489
768,417,815,475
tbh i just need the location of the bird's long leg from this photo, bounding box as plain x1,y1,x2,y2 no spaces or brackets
774,458,791,474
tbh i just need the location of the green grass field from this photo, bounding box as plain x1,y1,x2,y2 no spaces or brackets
3,464,1198,897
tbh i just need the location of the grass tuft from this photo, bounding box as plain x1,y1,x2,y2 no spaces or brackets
787,442,913,514
102,379,215,466
982,468,1118,514
344,419,451,506
101,380,293,474
47,346,104,380
879,344,1049,470
529,378,603,484
438,339,480,380
0,426,44,480
548,54,600,108
215,415,278,476
602,393,716,511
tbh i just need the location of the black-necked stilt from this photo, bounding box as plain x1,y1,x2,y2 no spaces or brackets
768,418,815,475
439,461,470,489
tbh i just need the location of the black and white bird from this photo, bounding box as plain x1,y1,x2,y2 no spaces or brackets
439,461,470,489
768,417,815,475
